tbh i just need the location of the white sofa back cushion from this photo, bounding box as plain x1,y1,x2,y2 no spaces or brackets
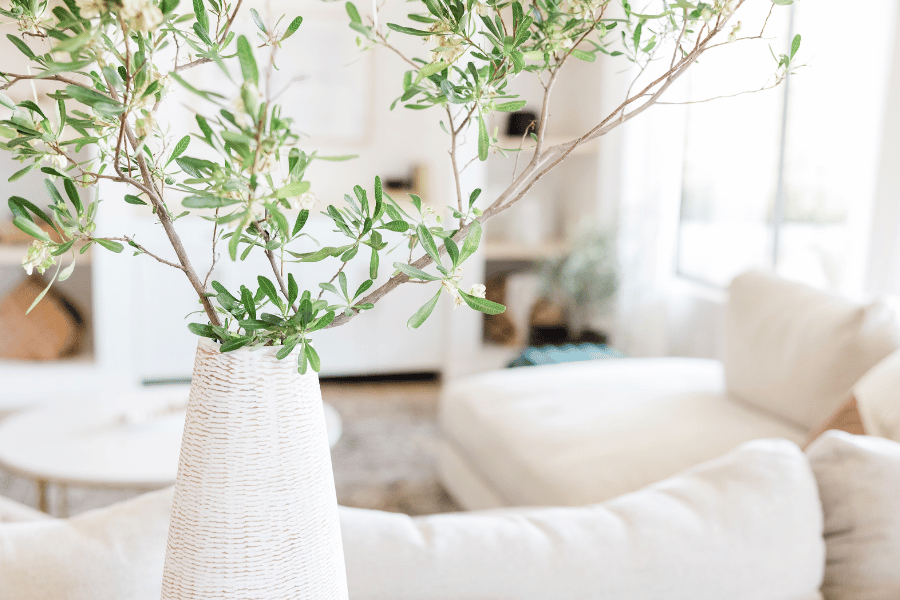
854,349,900,441
0,487,172,600
806,431,900,600
342,439,824,600
0,440,823,600
724,270,900,430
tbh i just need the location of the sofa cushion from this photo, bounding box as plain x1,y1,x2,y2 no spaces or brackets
0,496,51,524
0,487,172,600
344,439,824,600
724,270,900,430
853,348,900,442
0,441,823,600
440,357,806,507
806,431,900,600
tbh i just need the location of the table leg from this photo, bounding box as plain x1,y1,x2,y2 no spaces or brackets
58,484,69,517
36,479,49,513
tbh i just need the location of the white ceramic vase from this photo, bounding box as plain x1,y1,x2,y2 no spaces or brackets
160,339,348,600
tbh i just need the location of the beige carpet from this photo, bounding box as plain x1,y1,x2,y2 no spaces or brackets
0,379,460,517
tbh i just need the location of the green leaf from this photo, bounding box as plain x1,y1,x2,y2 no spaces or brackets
790,34,801,59
188,323,218,338
221,336,252,352
459,220,482,264
494,100,528,112
257,275,281,306
229,219,245,260
445,237,459,267
250,8,266,33
770,0,793,4
282,16,303,41
338,270,349,298
289,245,346,262
370,247,379,279
414,60,449,85
377,220,409,232
274,180,310,198
238,319,269,331
298,343,309,374
346,2,362,23
459,290,505,314
393,262,440,281
571,49,596,62
62,179,83,216
6,34,35,59
182,195,241,208
416,224,441,265
236,35,259,86
26,269,58,315
167,135,190,165
12,216,51,242
292,209,309,236
287,272,299,306
386,22,432,36
124,194,147,205
477,112,488,161
240,285,256,320
192,0,209,35
354,279,373,300
305,344,321,372
407,289,441,329
95,239,124,253
276,336,300,359
58,259,76,282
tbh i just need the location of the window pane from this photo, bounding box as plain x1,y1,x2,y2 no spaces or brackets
776,0,896,290
677,6,793,287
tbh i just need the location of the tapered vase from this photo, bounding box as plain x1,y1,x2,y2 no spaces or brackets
160,339,348,599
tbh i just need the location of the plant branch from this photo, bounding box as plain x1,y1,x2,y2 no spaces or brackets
327,3,745,329
105,236,186,270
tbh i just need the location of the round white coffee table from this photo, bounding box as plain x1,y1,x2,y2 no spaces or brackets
0,387,342,515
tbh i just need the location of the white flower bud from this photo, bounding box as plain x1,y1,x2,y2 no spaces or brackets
22,240,55,276
469,283,486,299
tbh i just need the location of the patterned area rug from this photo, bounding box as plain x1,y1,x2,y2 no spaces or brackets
0,379,460,517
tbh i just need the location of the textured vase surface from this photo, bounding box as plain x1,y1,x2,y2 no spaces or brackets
160,339,348,600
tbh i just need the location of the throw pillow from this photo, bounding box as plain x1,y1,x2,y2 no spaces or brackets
853,348,900,442
723,270,900,430
806,431,900,600
0,487,172,600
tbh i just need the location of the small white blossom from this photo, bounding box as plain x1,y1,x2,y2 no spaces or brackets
22,240,55,276
428,20,465,64
121,0,163,32
135,114,155,139
727,21,742,43
255,151,279,177
469,283,486,299
442,279,463,308
75,0,104,18
294,191,318,211
473,0,490,16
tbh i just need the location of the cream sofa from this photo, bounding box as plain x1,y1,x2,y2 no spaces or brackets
3,432,900,600
439,271,900,509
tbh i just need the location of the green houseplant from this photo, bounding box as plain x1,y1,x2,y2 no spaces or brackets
0,0,800,596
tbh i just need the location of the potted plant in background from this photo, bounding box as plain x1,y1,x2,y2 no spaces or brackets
533,227,618,343
0,0,799,596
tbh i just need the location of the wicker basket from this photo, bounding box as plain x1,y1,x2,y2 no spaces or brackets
160,339,348,599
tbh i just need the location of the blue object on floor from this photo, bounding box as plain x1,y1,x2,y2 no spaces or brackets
507,343,626,368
